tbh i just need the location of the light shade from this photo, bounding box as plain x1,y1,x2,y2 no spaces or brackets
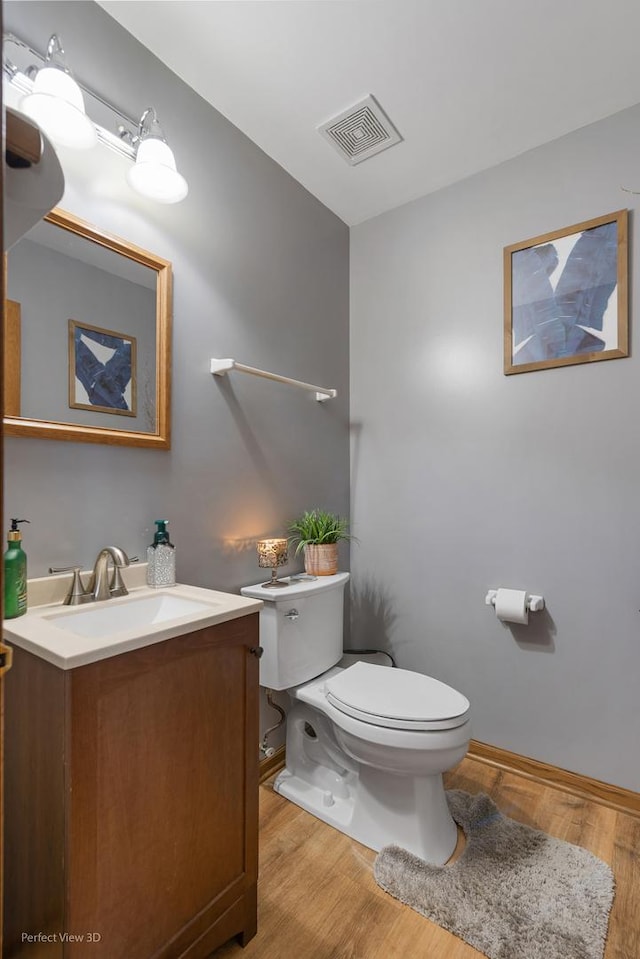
257,538,289,588
127,138,188,204
20,35,97,151
126,109,188,204
257,539,289,569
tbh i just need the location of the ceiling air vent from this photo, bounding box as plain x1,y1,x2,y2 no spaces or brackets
318,94,402,166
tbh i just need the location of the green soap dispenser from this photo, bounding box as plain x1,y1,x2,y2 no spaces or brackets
4,519,30,619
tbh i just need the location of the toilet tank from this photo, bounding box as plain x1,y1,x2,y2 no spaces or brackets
241,572,350,690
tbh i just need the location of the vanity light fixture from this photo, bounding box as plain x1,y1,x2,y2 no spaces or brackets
3,32,188,204
124,108,188,204
256,539,289,589
19,34,97,150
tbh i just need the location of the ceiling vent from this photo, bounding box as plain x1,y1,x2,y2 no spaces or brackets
318,94,402,166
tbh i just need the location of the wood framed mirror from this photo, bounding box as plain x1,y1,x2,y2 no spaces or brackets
4,208,172,448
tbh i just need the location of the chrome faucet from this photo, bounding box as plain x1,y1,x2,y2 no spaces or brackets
87,547,130,601
51,546,131,605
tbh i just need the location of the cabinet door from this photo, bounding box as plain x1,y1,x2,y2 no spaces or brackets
3,648,67,958
67,614,259,958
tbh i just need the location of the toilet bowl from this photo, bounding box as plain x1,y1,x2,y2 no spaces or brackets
241,572,471,864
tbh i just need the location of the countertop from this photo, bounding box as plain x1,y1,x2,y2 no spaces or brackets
3,572,263,670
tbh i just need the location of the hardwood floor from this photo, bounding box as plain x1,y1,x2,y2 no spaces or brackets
212,756,640,959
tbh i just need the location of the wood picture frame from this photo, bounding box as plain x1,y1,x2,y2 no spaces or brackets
504,210,628,375
3,300,21,417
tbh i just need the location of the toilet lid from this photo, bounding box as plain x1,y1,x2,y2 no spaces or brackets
324,662,470,731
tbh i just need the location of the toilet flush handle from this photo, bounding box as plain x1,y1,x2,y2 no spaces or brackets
284,608,299,622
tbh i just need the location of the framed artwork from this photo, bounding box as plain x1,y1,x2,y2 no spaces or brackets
504,210,628,375
69,320,137,416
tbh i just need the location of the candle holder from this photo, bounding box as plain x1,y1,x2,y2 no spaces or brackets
256,538,289,588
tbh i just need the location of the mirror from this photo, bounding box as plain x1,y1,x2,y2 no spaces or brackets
4,208,172,448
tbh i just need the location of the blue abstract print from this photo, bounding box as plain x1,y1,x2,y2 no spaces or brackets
73,325,133,412
511,221,618,365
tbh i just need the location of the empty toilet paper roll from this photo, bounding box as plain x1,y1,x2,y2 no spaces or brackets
494,588,528,625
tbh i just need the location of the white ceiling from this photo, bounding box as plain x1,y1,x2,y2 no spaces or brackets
98,0,640,226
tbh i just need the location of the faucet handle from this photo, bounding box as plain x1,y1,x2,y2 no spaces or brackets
49,565,91,606
109,564,128,598
108,552,139,598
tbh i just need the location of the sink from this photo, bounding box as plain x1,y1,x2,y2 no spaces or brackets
4,582,263,670
46,592,214,639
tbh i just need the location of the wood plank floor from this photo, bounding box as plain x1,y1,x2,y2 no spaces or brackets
213,756,640,959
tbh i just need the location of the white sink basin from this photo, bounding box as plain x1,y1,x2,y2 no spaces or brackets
47,593,213,639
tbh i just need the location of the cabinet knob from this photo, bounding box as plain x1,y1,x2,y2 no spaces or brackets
249,646,264,659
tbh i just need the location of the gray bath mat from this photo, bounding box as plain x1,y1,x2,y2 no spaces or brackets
374,790,614,959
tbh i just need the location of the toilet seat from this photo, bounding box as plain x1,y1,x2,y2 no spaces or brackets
324,661,470,731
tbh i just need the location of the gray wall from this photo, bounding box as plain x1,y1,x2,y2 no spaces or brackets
351,103,640,792
5,1,350,599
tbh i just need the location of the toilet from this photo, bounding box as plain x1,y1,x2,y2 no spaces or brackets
241,571,471,864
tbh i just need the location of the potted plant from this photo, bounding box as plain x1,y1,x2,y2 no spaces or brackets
288,509,352,576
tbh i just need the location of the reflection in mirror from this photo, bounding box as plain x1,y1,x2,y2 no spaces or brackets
4,208,172,448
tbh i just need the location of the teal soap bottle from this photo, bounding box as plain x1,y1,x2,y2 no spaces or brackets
146,520,176,588
4,519,30,619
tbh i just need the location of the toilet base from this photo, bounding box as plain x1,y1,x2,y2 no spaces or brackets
275,699,461,865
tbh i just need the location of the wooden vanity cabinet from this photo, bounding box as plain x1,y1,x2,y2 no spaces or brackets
4,613,260,959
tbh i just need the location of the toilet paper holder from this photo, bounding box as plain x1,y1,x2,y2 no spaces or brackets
484,589,545,613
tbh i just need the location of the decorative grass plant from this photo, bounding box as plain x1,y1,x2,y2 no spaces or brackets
288,510,352,575
287,509,351,553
